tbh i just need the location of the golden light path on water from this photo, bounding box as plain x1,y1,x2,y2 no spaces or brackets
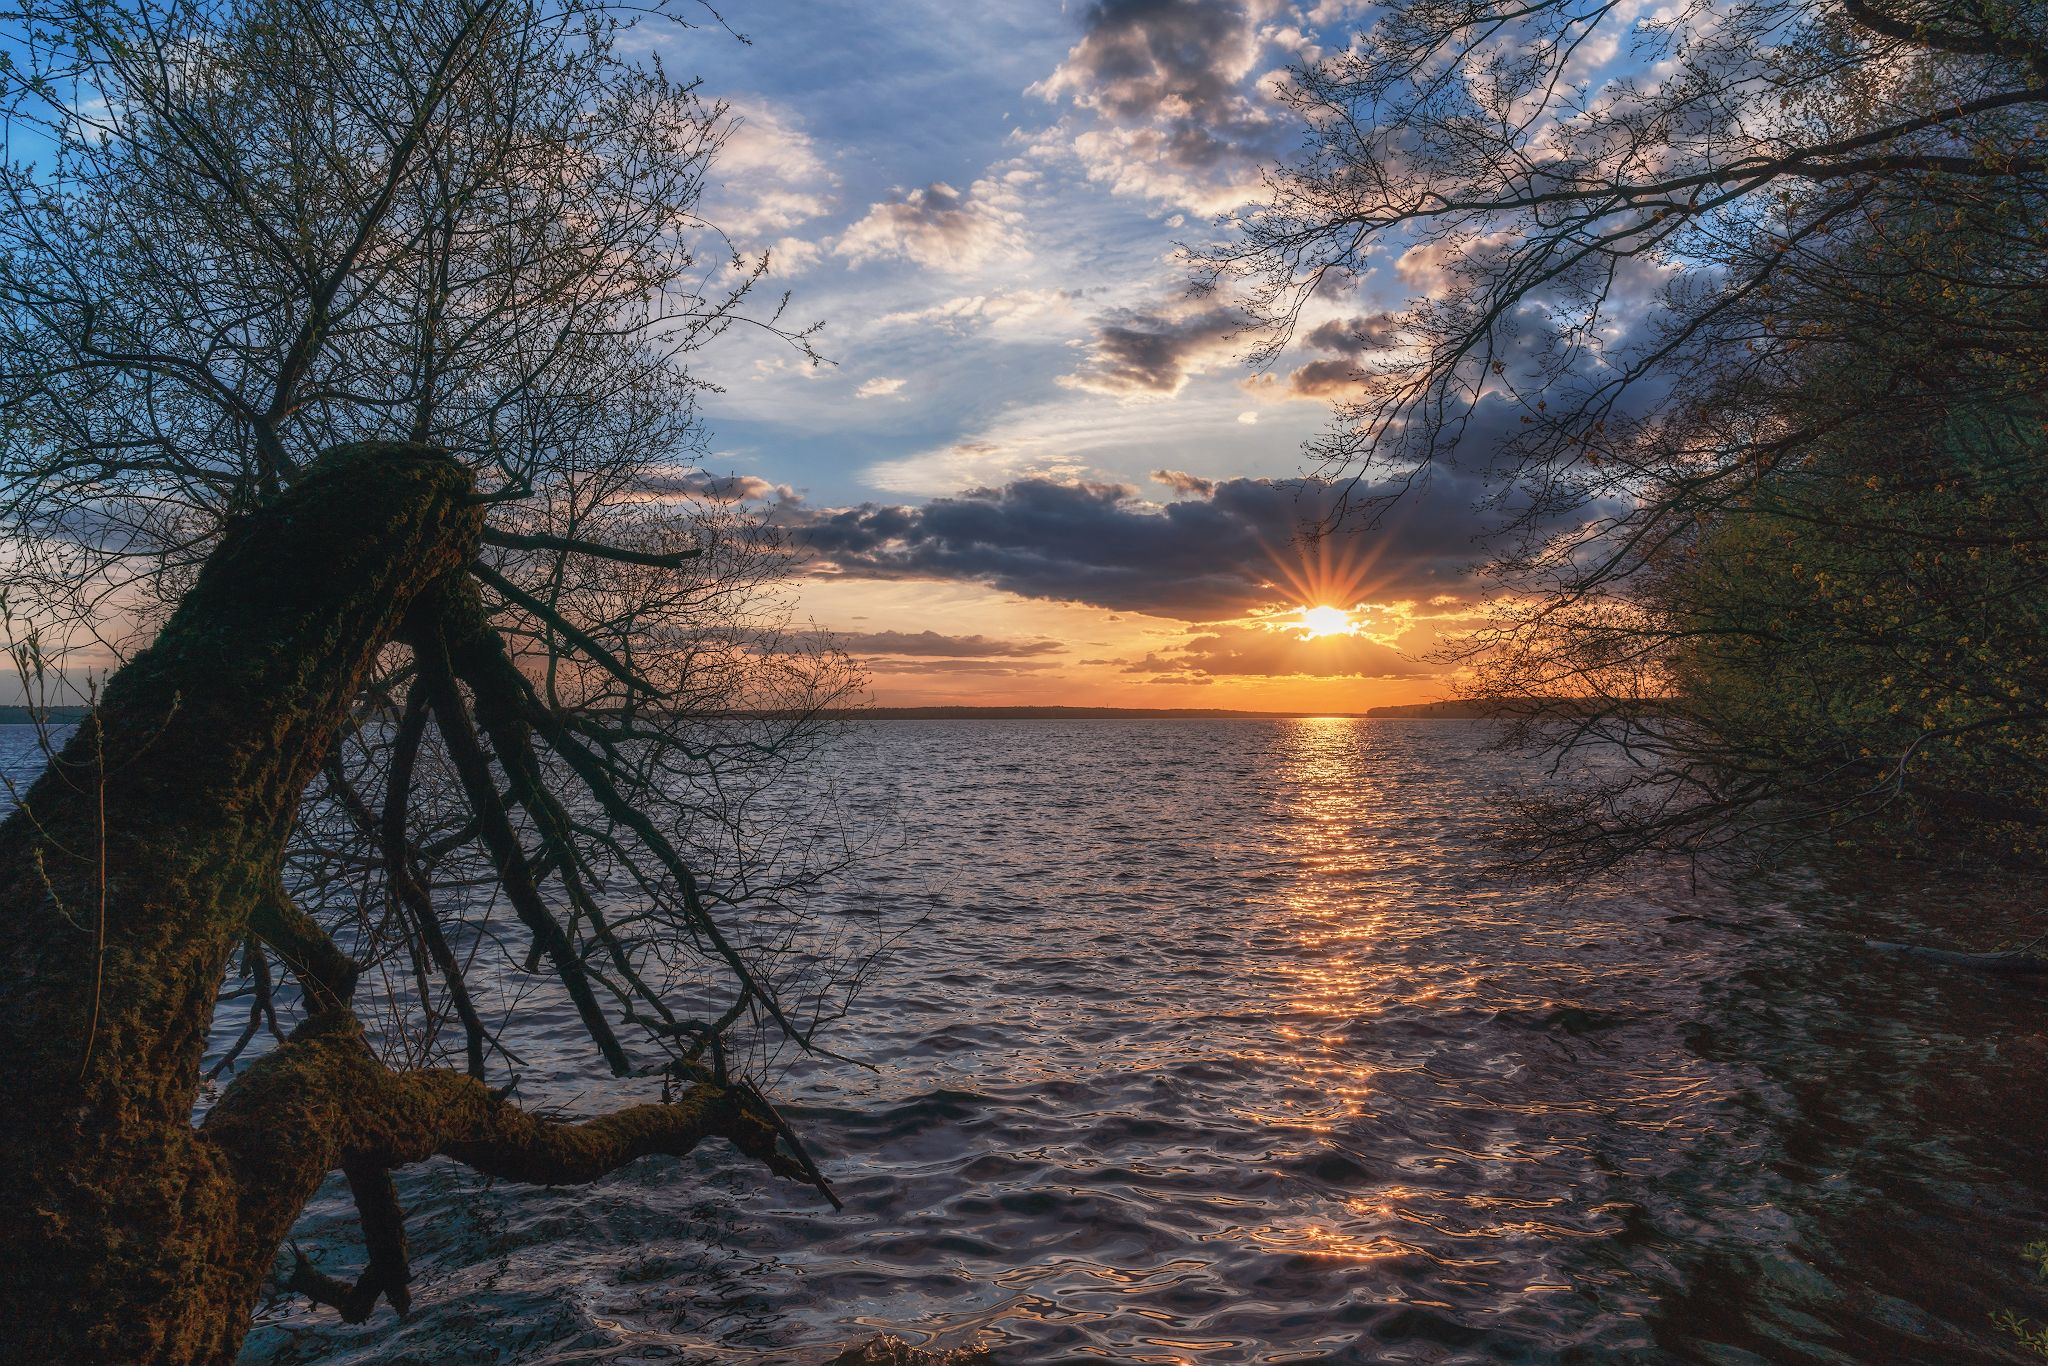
236,716,1795,1362
1239,718,1726,1300
20,712,2019,1365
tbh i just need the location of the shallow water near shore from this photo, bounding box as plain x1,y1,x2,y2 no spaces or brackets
7,718,2044,1363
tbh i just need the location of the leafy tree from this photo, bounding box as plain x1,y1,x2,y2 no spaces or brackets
1211,0,2048,868
0,2,864,1359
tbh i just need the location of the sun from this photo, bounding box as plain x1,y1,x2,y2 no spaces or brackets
1295,605,1359,638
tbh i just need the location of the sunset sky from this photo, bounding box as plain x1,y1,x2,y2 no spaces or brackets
674,1,1505,711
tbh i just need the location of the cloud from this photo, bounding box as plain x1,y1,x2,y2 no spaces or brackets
820,629,1064,658
855,377,908,399
1028,0,1305,213
860,387,1268,493
766,235,825,275
1240,311,1404,400
639,468,800,504
1124,622,1431,679
789,468,1495,621
1304,314,1401,355
1062,302,1247,397
1262,358,1358,399
835,171,1032,273
1037,0,1275,123
863,658,1062,676
875,288,1081,336
1150,468,1215,497
710,100,837,241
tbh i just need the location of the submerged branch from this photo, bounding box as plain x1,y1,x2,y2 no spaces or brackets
206,1013,834,1328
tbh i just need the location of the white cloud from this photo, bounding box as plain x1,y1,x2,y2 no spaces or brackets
834,167,1034,273
855,376,908,399
751,354,829,382
861,387,1276,495
766,235,825,275
875,288,1080,336
710,99,838,240
638,465,801,505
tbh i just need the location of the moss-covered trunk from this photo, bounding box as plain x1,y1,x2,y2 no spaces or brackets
0,444,480,1363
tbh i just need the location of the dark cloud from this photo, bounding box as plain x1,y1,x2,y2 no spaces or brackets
791,468,1495,621
1033,0,1295,211
1271,358,1358,399
1247,312,1403,400
1053,0,1260,121
1064,304,1246,396
819,629,1063,658
1303,313,1402,356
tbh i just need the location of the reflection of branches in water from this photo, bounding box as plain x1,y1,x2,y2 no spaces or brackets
247,1171,787,1363
621,1197,785,1347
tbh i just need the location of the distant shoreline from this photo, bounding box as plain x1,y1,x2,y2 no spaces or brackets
0,705,89,725
0,702,1517,724
822,703,1509,720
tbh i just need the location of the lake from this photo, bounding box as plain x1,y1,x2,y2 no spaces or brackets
6,719,2044,1363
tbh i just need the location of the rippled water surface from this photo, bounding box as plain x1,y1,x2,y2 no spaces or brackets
10,720,2046,1363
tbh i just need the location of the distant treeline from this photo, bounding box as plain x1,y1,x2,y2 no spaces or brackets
819,703,1538,720
1363,700,1509,719
129,701,1589,725
823,705,1368,720
0,705,88,725
1361,698,1643,719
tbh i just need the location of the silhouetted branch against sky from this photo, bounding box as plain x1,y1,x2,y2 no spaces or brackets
0,0,877,1087
16,1,2029,712
1205,0,2048,506
1178,0,2048,866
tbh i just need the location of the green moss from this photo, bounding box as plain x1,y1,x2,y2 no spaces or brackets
0,443,480,1364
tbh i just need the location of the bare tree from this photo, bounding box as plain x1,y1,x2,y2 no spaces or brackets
0,2,872,1360
1208,0,2048,869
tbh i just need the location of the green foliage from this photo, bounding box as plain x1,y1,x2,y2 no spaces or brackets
1995,1241,2048,1360
1222,0,2048,870
1664,399,2048,860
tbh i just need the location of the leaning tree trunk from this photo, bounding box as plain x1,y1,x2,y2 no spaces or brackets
0,444,795,1363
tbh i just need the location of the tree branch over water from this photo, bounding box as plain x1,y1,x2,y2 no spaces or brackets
0,2,863,1358
1213,0,2048,871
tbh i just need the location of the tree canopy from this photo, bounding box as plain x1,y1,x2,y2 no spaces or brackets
0,1,869,1354
1214,0,2048,868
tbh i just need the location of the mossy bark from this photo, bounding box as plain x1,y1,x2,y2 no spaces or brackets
0,444,480,1361
0,440,806,1366
0,443,802,1363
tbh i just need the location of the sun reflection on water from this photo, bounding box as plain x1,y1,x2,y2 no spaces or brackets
219,715,1887,1364
1243,715,1661,1290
